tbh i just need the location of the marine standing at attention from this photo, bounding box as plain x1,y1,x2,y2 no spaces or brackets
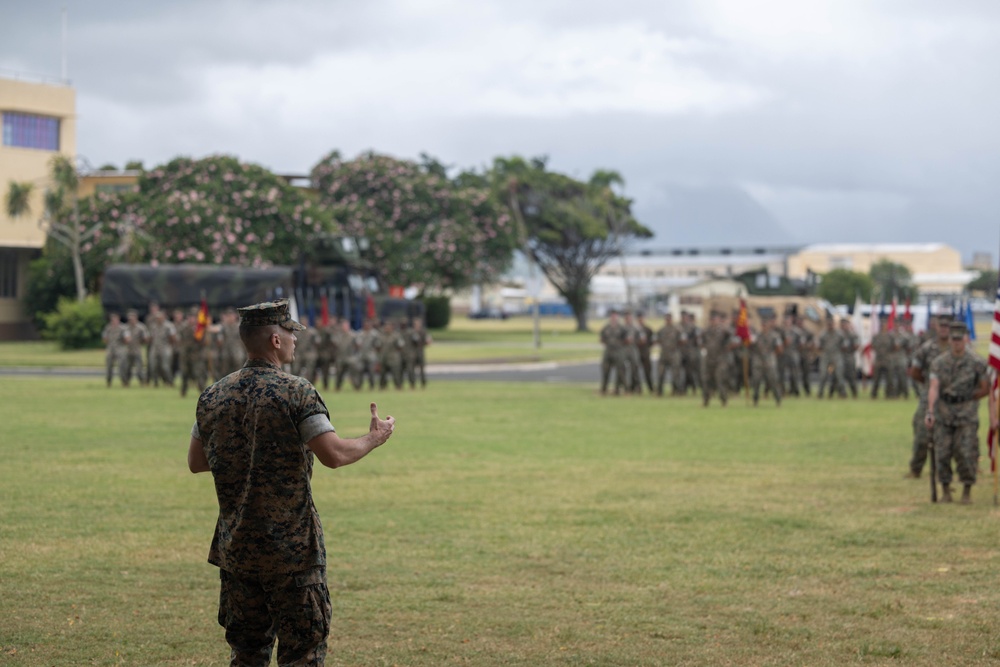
925,321,989,503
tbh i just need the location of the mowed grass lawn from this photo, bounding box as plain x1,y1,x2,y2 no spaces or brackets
2,378,1000,666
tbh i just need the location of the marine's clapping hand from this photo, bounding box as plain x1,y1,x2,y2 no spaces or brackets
369,402,395,445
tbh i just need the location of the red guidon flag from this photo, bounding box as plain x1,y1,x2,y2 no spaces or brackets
194,296,209,342
320,291,330,327
735,298,751,345
988,276,1000,473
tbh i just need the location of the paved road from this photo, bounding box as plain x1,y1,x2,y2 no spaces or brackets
0,360,601,384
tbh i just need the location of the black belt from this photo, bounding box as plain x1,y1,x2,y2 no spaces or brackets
942,395,969,405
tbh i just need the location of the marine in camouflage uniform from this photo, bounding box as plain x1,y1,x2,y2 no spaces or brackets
907,315,951,478
888,320,912,399
634,312,655,394
102,312,125,387
816,317,846,398
187,298,394,665
147,310,178,387
680,312,703,395
170,308,186,382
870,321,894,398
332,320,355,391
144,302,163,383
701,311,737,407
795,316,814,397
379,321,407,389
622,312,643,394
838,318,860,398
655,313,684,396
178,308,208,398
779,314,802,397
352,320,382,390
599,311,628,395
750,315,783,406
120,309,150,387
406,319,432,389
316,319,339,391
925,321,989,503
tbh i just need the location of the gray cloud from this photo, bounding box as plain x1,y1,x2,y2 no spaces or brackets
2,0,997,260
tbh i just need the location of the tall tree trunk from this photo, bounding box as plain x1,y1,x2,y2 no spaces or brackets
565,288,590,332
71,244,86,302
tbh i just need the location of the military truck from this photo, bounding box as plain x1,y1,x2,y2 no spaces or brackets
702,294,834,337
100,235,422,328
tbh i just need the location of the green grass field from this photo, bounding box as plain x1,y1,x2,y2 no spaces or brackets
3,376,1000,666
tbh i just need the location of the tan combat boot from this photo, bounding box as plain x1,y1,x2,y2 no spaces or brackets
940,485,953,503
961,485,972,505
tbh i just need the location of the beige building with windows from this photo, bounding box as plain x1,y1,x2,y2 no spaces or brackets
0,76,76,338
787,243,975,295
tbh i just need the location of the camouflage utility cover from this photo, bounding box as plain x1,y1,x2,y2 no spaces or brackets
195,359,333,574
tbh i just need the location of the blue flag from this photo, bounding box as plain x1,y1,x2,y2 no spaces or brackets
966,300,976,340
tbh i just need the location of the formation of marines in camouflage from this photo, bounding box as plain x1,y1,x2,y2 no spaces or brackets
599,307,951,406
103,302,431,394
601,307,993,504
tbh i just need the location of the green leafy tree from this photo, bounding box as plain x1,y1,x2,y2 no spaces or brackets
869,259,917,302
967,269,998,295
817,269,873,306
311,151,518,290
490,156,652,332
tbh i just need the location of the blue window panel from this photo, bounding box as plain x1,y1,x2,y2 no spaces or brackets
2,111,60,151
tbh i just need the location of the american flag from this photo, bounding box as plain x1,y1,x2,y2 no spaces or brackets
988,277,1000,473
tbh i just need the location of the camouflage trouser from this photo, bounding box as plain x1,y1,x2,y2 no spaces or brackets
638,350,654,393
218,566,331,667
842,357,858,397
105,349,122,386
910,401,930,475
933,420,980,486
701,356,730,405
380,361,404,389
751,358,782,404
871,362,891,398
179,356,206,397
317,356,334,390
120,349,145,386
818,354,846,397
683,351,702,393
625,347,642,393
149,345,174,386
656,352,684,396
781,351,801,395
407,354,427,388
799,353,813,395
890,359,910,398
600,350,628,394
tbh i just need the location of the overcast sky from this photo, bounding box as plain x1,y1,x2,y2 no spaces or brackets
3,0,998,261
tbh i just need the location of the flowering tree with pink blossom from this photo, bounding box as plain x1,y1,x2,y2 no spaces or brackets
310,151,517,290
135,155,326,267
24,155,329,324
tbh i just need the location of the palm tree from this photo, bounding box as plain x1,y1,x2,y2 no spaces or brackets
4,156,100,302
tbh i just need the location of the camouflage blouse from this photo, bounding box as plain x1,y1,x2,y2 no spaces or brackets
195,359,334,574
929,349,987,424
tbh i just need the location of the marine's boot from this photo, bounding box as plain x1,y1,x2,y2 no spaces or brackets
940,485,953,503
961,484,972,505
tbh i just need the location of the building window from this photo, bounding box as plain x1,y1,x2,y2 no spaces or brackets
829,255,853,270
0,249,18,298
2,111,60,151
